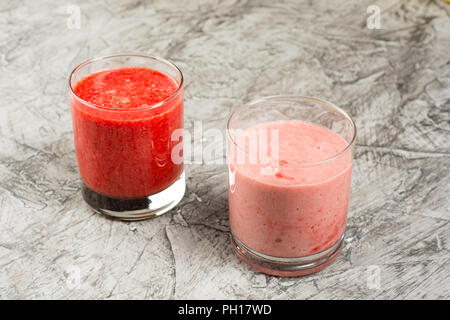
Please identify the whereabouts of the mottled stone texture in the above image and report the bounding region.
[0,0,449,299]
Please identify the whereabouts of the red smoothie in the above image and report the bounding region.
[229,121,352,259]
[70,67,183,199]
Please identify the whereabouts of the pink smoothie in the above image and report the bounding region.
[228,120,352,258]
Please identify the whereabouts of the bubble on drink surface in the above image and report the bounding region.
[260,166,279,176]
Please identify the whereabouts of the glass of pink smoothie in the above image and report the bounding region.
[227,95,356,276]
[69,53,185,220]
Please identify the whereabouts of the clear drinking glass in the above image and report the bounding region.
[227,95,356,276]
[69,53,185,220]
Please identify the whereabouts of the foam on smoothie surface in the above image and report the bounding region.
[236,121,350,185]
[73,67,178,109]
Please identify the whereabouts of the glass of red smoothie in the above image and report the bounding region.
[227,95,356,276]
[69,53,185,220]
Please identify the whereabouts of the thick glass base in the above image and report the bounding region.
[82,171,185,221]
[230,232,344,277]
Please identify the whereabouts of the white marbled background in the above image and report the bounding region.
[0,0,449,299]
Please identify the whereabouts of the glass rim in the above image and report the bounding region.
[68,52,184,112]
[226,95,357,168]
